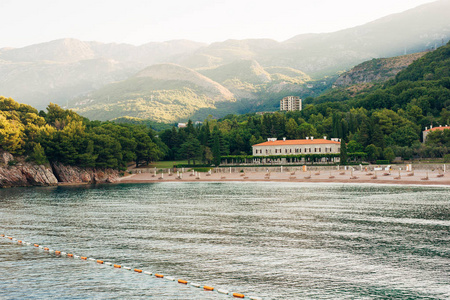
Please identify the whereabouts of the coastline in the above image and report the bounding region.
[117,170,450,186]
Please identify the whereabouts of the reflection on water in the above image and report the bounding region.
[1,182,449,299]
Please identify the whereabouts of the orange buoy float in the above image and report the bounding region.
[34,244,39,247]
[204,286,214,291]
[67,254,73,257]
[8,237,13,240]
[81,256,87,260]
[233,293,245,298]
[0,234,4,237]
[18,240,22,244]
[113,264,121,268]
[178,279,188,284]
[155,273,164,278]
[97,260,104,264]
[55,251,61,255]
[134,269,142,273]
[44,247,49,251]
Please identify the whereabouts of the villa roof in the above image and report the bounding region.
[424,126,450,132]
[253,139,340,147]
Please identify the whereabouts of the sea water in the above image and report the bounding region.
[0,182,449,299]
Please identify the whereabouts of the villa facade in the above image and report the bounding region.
[252,137,341,156]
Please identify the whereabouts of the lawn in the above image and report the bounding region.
[148,160,189,168]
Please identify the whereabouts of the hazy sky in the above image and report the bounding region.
[0,0,438,48]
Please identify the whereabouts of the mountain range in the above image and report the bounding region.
[0,0,449,122]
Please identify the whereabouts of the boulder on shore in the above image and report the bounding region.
[51,162,119,184]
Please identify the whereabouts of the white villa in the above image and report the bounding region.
[422,125,450,143]
[252,137,341,156]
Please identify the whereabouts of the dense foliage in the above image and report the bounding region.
[160,42,450,164]
[0,98,166,169]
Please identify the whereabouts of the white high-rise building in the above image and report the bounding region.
[280,96,302,111]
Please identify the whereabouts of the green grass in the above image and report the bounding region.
[189,167,212,172]
[149,160,189,168]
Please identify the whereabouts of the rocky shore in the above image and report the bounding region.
[0,151,119,188]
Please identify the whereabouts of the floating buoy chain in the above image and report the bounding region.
[0,234,262,300]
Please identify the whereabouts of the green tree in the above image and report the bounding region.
[299,122,317,139]
[340,139,348,164]
[179,134,202,165]
[285,118,300,139]
[0,113,24,154]
[390,127,419,147]
[212,133,221,166]
[383,147,396,162]
[346,140,363,153]
[29,143,48,165]
[134,131,158,168]
[202,146,213,164]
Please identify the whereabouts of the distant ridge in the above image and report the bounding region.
[72,64,235,122]
[135,63,234,101]
[0,0,449,119]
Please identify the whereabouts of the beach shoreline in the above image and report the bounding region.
[116,169,450,186]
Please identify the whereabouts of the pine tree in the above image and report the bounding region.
[340,138,348,165]
[212,133,221,166]
[179,134,201,165]
[29,143,48,165]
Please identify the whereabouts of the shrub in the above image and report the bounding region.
[7,160,17,166]
[189,167,212,172]
[376,160,390,164]
[444,154,450,163]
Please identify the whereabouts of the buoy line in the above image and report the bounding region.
[0,234,262,300]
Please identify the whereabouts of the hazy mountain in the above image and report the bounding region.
[0,38,207,63]
[199,59,271,84]
[0,39,95,62]
[72,64,235,123]
[180,39,281,69]
[0,39,206,109]
[87,39,207,65]
[280,0,450,75]
[0,0,449,118]
[181,0,450,77]
[0,58,140,108]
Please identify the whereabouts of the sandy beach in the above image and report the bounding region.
[118,168,450,186]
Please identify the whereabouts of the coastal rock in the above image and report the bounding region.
[51,162,119,184]
[20,164,59,186]
[1,152,14,165]
[0,151,119,188]
[0,152,58,188]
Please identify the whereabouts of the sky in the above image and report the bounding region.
[0,0,438,48]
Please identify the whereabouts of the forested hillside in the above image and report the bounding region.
[72,63,236,122]
[158,42,450,163]
[0,97,166,169]
[333,52,427,87]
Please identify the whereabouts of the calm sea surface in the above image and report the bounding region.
[0,182,449,299]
